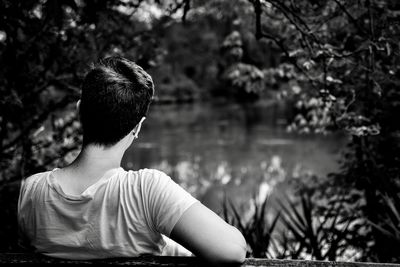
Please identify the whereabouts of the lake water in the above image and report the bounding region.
[122,100,347,213]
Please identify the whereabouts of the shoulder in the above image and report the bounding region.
[25,171,50,181]
[115,168,172,191]
[126,168,171,184]
[22,170,51,189]
[137,168,169,178]
[19,170,52,208]
[125,169,176,197]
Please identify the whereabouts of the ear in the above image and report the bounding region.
[132,117,146,139]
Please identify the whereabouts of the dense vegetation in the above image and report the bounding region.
[1,0,399,262]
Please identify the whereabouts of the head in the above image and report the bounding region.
[79,56,154,148]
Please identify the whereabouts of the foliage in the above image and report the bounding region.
[223,63,265,95]
[240,0,400,261]
[222,195,280,258]
[220,31,266,100]
[0,0,190,251]
[222,191,360,261]
[1,0,400,261]
[209,0,400,259]
[368,191,400,252]
[277,193,356,260]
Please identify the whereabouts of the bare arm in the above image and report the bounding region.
[170,202,247,266]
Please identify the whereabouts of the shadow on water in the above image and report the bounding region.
[122,100,347,213]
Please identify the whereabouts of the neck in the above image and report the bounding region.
[71,143,125,173]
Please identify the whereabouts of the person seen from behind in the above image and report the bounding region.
[18,56,247,266]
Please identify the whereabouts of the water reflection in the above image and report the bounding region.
[122,101,346,212]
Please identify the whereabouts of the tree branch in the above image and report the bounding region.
[333,0,368,36]
[251,0,318,89]
[167,0,191,22]
[1,96,75,151]
[267,0,322,47]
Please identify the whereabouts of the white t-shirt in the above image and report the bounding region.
[17,167,198,259]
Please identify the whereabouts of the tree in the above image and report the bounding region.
[0,0,188,251]
[244,0,400,261]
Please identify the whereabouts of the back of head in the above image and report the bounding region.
[80,56,154,147]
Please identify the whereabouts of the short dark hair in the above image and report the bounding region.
[80,56,154,146]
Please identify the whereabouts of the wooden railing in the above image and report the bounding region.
[1,254,400,267]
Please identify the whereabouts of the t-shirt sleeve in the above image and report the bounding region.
[142,169,199,237]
